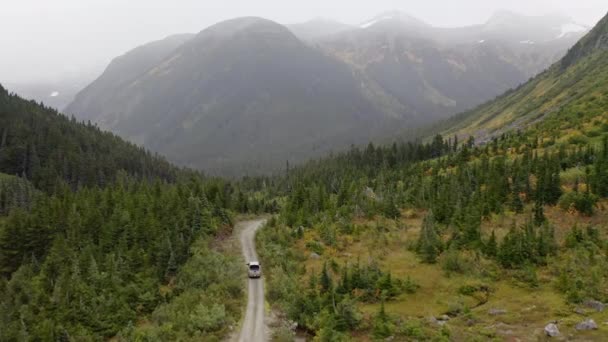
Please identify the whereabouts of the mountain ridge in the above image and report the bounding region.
[66,17,399,176]
[66,13,588,175]
[438,11,608,143]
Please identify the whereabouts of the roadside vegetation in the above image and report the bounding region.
[0,86,263,340]
[258,127,608,340]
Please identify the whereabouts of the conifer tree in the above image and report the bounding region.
[416,211,442,263]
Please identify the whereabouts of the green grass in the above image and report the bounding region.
[290,205,608,341]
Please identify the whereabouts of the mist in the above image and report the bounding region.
[1,0,606,84]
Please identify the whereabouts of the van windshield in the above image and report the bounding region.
[249,265,260,271]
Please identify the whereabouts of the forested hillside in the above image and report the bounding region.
[0,84,178,193]
[256,12,608,341]
[0,85,268,340]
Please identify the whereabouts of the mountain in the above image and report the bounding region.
[440,11,608,143]
[66,17,403,176]
[358,10,431,31]
[65,33,193,116]
[317,11,588,124]
[66,13,586,175]
[287,18,354,41]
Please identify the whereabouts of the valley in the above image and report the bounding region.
[63,11,586,176]
[1,3,608,342]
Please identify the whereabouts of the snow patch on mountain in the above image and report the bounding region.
[558,23,588,38]
[360,15,391,29]
[50,91,59,97]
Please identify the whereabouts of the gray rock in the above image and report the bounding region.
[309,252,320,259]
[576,318,598,331]
[584,299,605,312]
[428,316,447,326]
[574,307,587,315]
[489,308,507,316]
[439,314,450,321]
[544,323,560,337]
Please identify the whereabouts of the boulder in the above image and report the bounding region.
[576,318,598,331]
[544,323,560,337]
[429,316,447,326]
[309,252,321,259]
[584,299,605,312]
[488,308,507,316]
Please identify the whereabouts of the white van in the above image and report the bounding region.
[247,261,261,278]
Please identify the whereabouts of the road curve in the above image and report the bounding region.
[237,219,267,342]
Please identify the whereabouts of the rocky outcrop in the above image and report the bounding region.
[544,323,560,337]
[575,318,598,331]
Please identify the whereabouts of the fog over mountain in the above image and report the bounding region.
[1,0,605,83]
[65,10,590,175]
[2,1,606,174]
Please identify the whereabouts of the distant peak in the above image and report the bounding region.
[359,10,429,29]
[197,17,292,39]
[205,17,283,33]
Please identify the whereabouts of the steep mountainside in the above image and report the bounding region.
[318,11,587,121]
[66,13,586,175]
[66,17,402,176]
[65,34,193,116]
[441,11,608,143]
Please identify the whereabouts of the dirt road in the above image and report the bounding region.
[237,219,267,342]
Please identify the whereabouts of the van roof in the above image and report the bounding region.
[249,261,260,266]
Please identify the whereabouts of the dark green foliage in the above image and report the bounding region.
[0,85,179,192]
[497,222,556,268]
[558,191,598,216]
[372,301,394,339]
[0,173,37,214]
[557,225,608,303]
[120,241,244,340]
[0,176,234,339]
[416,211,442,264]
[484,230,498,258]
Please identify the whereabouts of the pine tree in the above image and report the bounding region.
[533,199,546,226]
[372,301,393,339]
[320,262,333,292]
[485,230,498,258]
[416,211,442,263]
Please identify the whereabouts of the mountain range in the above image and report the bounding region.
[65,11,589,175]
[440,11,608,143]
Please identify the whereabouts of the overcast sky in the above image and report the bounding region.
[1,0,606,83]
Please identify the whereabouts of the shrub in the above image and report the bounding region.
[558,191,598,216]
[305,240,325,255]
[568,134,589,145]
[441,247,468,275]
